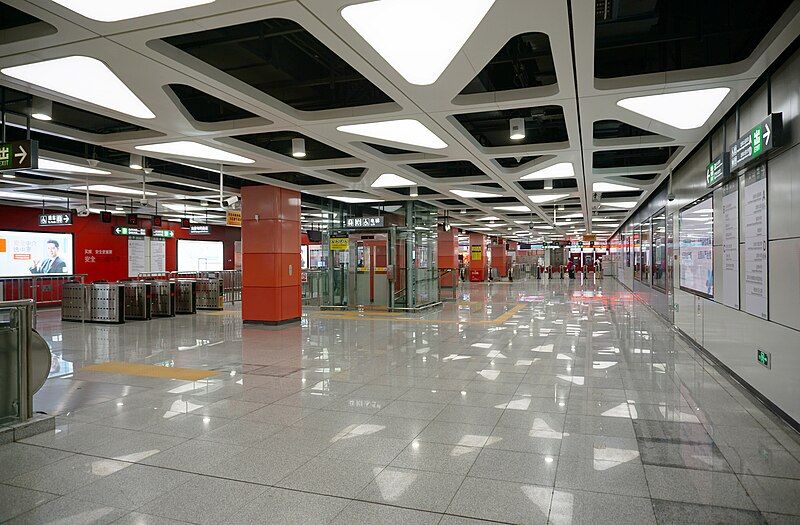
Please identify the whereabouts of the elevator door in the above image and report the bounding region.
[348,235,390,308]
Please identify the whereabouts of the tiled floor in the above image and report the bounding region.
[2,278,800,524]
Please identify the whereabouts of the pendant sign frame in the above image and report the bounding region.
[345,216,384,228]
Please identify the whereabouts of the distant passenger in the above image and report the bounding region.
[29,239,67,274]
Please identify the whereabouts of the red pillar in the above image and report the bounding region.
[241,185,301,324]
[468,233,486,282]
[437,227,459,287]
[491,240,508,277]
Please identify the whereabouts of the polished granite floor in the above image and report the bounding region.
[2,278,800,524]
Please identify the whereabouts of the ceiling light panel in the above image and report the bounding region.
[529,193,569,204]
[135,141,255,164]
[592,182,639,192]
[37,159,111,175]
[451,189,499,199]
[341,0,495,85]
[337,119,448,149]
[520,162,575,180]
[50,0,215,22]
[372,173,416,188]
[1,56,155,119]
[329,195,383,203]
[617,87,730,130]
[72,185,157,196]
[494,205,531,212]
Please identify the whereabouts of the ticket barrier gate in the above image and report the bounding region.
[124,282,152,321]
[62,283,125,324]
[195,278,224,311]
[174,280,197,314]
[0,300,52,426]
[148,281,176,317]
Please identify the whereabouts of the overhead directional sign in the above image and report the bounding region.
[0,140,38,171]
[730,113,782,172]
[706,152,731,187]
[113,226,147,236]
[345,216,384,228]
[189,225,211,235]
[38,212,72,226]
[152,228,174,238]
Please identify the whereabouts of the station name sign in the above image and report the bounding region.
[151,228,174,238]
[345,216,384,228]
[113,226,147,236]
[38,212,72,226]
[706,152,731,188]
[189,225,211,235]
[730,113,782,172]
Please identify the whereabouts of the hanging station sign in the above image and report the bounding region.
[706,152,731,187]
[0,140,38,171]
[345,216,384,228]
[226,210,242,227]
[113,226,147,236]
[189,225,211,235]
[38,212,72,226]
[729,113,783,172]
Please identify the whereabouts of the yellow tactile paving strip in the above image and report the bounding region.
[309,303,526,326]
[80,361,217,381]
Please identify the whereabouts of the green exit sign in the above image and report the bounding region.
[757,348,771,369]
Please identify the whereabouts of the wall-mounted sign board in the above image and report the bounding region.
[189,225,211,235]
[329,236,349,251]
[706,152,731,187]
[730,113,782,172]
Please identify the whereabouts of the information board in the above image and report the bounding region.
[679,197,714,297]
[743,164,768,319]
[720,181,739,309]
[151,238,166,273]
[329,236,349,251]
[470,245,482,261]
[128,236,147,277]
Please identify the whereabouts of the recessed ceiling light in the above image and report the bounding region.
[329,195,384,204]
[72,185,157,196]
[601,201,638,209]
[135,141,254,164]
[451,189,498,199]
[292,137,306,158]
[533,225,554,230]
[163,203,208,212]
[617,87,730,130]
[337,119,447,150]
[521,162,574,180]
[592,182,638,192]
[31,96,52,121]
[37,159,111,175]
[494,205,531,212]
[529,194,569,204]
[50,0,215,22]
[372,173,416,188]
[341,0,495,85]
[1,56,155,119]
[477,216,500,221]
[509,117,525,140]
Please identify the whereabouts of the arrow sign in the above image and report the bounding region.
[0,140,38,171]
[763,123,771,147]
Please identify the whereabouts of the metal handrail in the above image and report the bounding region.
[0,299,34,424]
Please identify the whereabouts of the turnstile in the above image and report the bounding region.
[196,278,224,311]
[174,280,197,314]
[63,283,125,324]
[149,281,176,317]
[124,282,152,320]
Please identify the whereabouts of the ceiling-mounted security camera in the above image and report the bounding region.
[224,195,240,208]
[668,192,676,202]
[74,204,90,217]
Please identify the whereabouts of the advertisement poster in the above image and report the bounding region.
[679,197,714,297]
[721,181,740,309]
[178,239,223,271]
[743,164,768,319]
[0,231,73,277]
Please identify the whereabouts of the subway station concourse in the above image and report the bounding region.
[1,1,800,524]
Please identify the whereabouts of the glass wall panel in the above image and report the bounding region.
[633,224,641,280]
[641,219,651,284]
[652,210,667,291]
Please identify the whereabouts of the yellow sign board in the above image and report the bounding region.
[583,234,596,242]
[470,245,482,261]
[330,236,349,251]
[226,210,242,227]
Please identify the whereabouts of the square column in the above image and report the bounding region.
[437,227,459,287]
[241,185,301,324]
[468,233,486,282]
